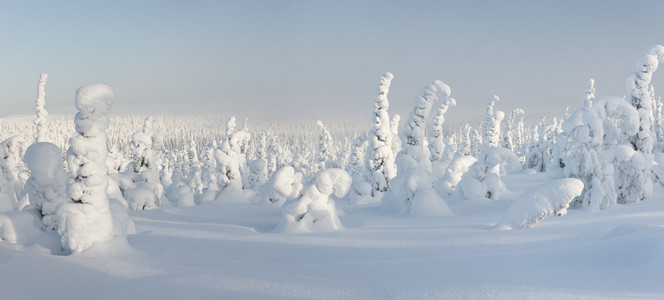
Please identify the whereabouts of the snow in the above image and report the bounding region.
[2,172,664,298]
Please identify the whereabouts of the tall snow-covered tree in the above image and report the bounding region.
[57,84,131,253]
[34,73,49,143]
[366,72,397,194]
[625,45,664,201]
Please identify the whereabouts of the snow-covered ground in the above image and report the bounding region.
[2,171,663,299]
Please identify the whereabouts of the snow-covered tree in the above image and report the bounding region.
[214,116,249,203]
[34,73,49,143]
[548,81,615,210]
[274,168,351,233]
[0,137,24,209]
[22,142,67,230]
[57,84,132,253]
[482,95,504,150]
[624,45,664,201]
[396,80,450,173]
[429,95,456,162]
[383,81,453,216]
[123,117,164,210]
[315,120,336,172]
[455,147,521,201]
[501,108,525,151]
[366,72,397,194]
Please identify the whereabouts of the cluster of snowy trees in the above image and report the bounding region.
[1,45,664,253]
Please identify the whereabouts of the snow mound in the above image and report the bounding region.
[496,178,583,230]
[0,209,42,244]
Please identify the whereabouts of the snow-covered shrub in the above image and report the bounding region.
[274,168,350,233]
[366,72,397,194]
[435,155,477,198]
[22,142,67,230]
[57,84,132,254]
[454,147,520,201]
[261,165,304,207]
[495,178,583,229]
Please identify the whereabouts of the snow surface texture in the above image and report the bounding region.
[2,172,664,299]
[495,178,583,229]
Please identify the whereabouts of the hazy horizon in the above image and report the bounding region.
[2,1,664,124]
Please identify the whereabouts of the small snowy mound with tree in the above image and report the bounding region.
[495,178,583,230]
[261,165,304,207]
[454,147,520,201]
[274,168,350,233]
[22,142,68,230]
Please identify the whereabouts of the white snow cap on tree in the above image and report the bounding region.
[367,72,397,194]
[57,83,131,254]
[34,73,48,143]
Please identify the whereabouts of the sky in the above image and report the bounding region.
[1,0,664,126]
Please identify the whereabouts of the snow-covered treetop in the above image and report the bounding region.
[75,83,114,114]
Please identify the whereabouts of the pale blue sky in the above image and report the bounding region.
[1,0,663,124]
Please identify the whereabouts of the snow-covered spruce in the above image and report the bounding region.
[495,178,583,230]
[624,45,664,201]
[366,72,397,195]
[454,147,520,201]
[383,81,453,216]
[214,116,250,203]
[501,108,525,151]
[22,142,67,230]
[123,117,165,210]
[274,168,350,233]
[481,95,504,150]
[34,73,49,143]
[56,84,132,254]
[315,120,336,172]
[429,94,456,181]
